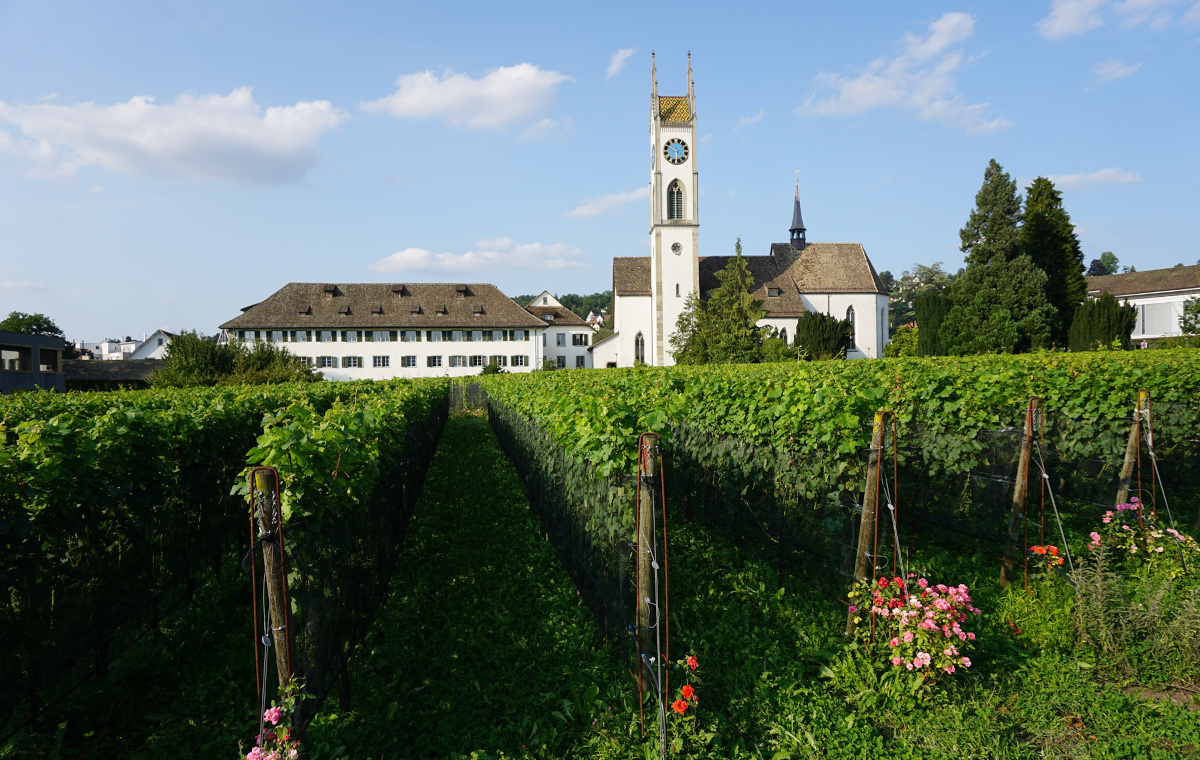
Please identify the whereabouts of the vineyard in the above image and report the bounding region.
[3,349,1200,758]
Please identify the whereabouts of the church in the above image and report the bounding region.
[591,55,890,368]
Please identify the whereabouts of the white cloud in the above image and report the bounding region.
[1185,0,1200,24]
[734,109,766,130]
[1037,0,1108,39]
[1047,167,1142,188]
[0,88,347,183]
[606,48,636,80]
[361,64,572,129]
[368,240,586,273]
[1114,0,1181,29]
[1090,58,1143,85]
[802,13,1010,134]
[520,116,574,141]
[1,280,47,292]
[566,185,650,218]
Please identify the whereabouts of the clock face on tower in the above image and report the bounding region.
[664,138,689,165]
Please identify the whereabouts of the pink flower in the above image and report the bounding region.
[906,663,914,670]
[917,578,929,589]
[1102,516,1112,524]
[264,706,283,725]
[891,656,904,666]
[961,657,971,667]
[967,632,975,640]
[903,631,914,643]
[247,749,264,760]
[847,605,857,614]
[944,665,955,674]
[889,637,900,647]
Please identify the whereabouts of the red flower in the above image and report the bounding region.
[1047,546,1059,556]
[686,656,699,670]
[878,577,890,589]
[1032,546,1047,555]
[672,699,688,714]
[681,685,695,700]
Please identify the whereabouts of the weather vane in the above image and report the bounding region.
[795,169,802,190]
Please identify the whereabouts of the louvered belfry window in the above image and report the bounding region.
[667,181,684,220]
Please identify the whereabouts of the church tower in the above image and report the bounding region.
[649,52,699,366]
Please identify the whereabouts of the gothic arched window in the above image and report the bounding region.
[846,306,856,348]
[667,181,684,220]
[635,332,645,364]
[779,328,788,345]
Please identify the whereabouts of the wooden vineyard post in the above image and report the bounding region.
[1115,390,1150,507]
[251,467,295,693]
[634,433,669,744]
[846,411,888,638]
[1001,398,1040,588]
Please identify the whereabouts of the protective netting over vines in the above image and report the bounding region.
[0,379,448,740]
[478,350,1200,632]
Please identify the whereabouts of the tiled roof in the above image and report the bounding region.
[220,283,547,330]
[1086,264,1200,297]
[612,243,885,316]
[613,257,653,296]
[526,305,587,325]
[658,96,690,122]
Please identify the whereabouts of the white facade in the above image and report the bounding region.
[128,330,173,360]
[1087,265,1200,341]
[528,292,594,369]
[232,327,545,380]
[77,338,138,360]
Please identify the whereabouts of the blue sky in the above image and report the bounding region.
[1,1,1197,341]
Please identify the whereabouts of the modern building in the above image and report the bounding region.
[1086,264,1200,342]
[64,359,161,391]
[591,54,889,367]
[525,292,594,369]
[219,282,549,379]
[0,331,66,394]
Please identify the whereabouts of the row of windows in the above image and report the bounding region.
[305,355,532,369]
[545,332,591,347]
[238,329,533,343]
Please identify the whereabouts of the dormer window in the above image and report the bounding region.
[473,304,485,316]
[436,304,448,315]
[337,305,351,316]
[371,304,384,315]
[392,285,408,298]
[410,304,423,315]
[322,284,336,299]
[298,305,312,316]
[456,284,470,298]
[767,287,782,297]
[544,313,555,321]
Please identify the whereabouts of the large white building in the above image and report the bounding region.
[525,291,594,369]
[1086,264,1200,341]
[592,55,889,367]
[220,282,550,379]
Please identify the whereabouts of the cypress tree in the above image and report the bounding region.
[794,311,851,360]
[1020,177,1087,344]
[959,159,1022,266]
[914,289,951,356]
[1068,293,1137,351]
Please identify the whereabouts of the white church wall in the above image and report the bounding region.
[797,293,889,359]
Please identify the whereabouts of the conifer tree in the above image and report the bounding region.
[959,159,1022,266]
[1020,177,1087,344]
[913,289,951,356]
[669,238,764,364]
[1067,293,1136,351]
[793,312,850,360]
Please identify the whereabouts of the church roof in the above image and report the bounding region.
[790,188,806,233]
[612,243,887,316]
[1086,264,1200,297]
[658,96,690,122]
[220,282,547,330]
[613,257,653,296]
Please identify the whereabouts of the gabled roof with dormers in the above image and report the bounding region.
[220,283,546,330]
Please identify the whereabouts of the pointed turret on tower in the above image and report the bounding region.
[790,184,807,250]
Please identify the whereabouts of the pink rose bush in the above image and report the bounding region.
[848,574,981,678]
[240,679,304,760]
[1089,499,1198,579]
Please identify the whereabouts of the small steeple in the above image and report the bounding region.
[790,183,807,250]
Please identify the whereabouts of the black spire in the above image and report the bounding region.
[789,185,807,250]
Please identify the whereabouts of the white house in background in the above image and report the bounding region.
[76,337,139,360]
[128,330,174,360]
[525,292,593,369]
[590,54,889,368]
[1086,264,1200,341]
[219,282,549,379]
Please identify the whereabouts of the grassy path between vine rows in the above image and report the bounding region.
[303,411,629,759]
